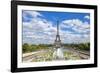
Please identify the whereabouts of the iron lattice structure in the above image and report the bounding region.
[54,20,62,48]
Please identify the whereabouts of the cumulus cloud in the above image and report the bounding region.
[84,15,90,19]
[61,19,90,34]
[23,11,42,18]
[59,18,90,43]
[22,11,42,22]
[22,11,57,44]
[60,30,90,44]
[22,11,90,44]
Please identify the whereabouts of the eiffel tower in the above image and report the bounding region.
[54,20,61,48]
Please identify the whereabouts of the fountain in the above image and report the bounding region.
[53,20,64,60]
[53,48,64,60]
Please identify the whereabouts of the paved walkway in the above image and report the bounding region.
[22,48,90,62]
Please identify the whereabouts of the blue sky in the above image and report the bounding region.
[40,11,90,24]
[22,10,90,44]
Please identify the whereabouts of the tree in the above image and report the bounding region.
[22,43,29,53]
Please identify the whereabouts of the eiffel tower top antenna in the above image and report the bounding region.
[57,20,59,36]
[54,17,60,35]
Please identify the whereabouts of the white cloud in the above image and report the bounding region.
[23,11,90,44]
[58,18,90,43]
[22,11,43,22]
[84,15,90,19]
[22,11,57,44]
[61,19,90,34]
[60,30,90,44]
[62,19,82,27]
[23,11,42,18]
[23,18,51,32]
